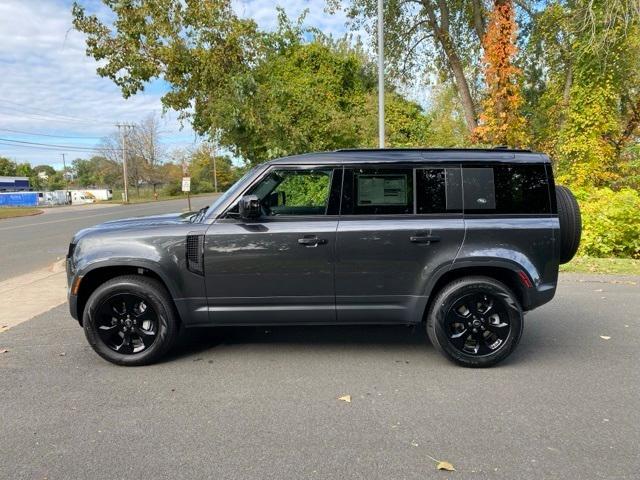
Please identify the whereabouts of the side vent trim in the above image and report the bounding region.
[186,233,205,275]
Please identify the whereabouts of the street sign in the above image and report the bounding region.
[181,177,191,192]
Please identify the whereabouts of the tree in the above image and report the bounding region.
[73,4,433,163]
[474,0,529,147]
[0,156,17,176]
[328,0,490,134]
[525,0,640,187]
[127,114,166,194]
[190,143,240,192]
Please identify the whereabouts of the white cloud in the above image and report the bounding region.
[0,0,355,167]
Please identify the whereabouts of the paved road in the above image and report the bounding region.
[0,195,218,281]
[1,275,638,480]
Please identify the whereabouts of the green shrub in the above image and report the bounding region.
[575,187,640,259]
[162,182,182,197]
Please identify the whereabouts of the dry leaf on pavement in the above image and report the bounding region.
[427,455,456,472]
[436,461,456,472]
[338,395,351,403]
[0,349,8,353]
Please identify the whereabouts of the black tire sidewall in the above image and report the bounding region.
[83,277,178,366]
[556,185,582,264]
[428,277,523,368]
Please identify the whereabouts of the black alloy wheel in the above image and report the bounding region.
[445,292,511,356]
[83,275,179,366]
[426,276,523,368]
[95,293,159,354]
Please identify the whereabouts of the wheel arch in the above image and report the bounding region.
[75,262,180,326]
[419,262,533,324]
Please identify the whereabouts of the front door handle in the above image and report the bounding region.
[298,236,327,247]
[410,234,440,244]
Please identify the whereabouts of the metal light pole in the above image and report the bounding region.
[116,123,133,203]
[213,154,218,193]
[377,0,385,148]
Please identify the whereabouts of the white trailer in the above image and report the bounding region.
[70,190,95,205]
[84,189,113,201]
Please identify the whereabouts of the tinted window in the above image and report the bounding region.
[416,167,462,214]
[462,164,550,214]
[342,168,413,215]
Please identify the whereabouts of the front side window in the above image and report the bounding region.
[248,168,334,216]
[342,167,414,215]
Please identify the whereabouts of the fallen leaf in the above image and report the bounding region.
[338,395,351,403]
[600,335,611,340]
[426,455,456,472]
[0,325,8,333]
[0,349,8,354]
[436,461,456,472]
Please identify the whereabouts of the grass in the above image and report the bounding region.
[0,207,42,220]
[560,256,640,275]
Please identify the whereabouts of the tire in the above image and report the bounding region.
[83,275,179,366]
[426,276,523,368]
[556,185,582,264]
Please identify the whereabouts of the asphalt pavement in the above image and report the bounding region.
[0,195,218,281]
[1,274,638,480]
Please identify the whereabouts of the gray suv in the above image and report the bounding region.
[67,148,581,367]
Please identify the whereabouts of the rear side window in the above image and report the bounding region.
[342,168,413,215]
[416,167,462,214]
[462,164,550,214]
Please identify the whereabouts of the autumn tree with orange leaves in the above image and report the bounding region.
[474,0,529,148]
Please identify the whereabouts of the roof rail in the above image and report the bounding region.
[335,147,533,153]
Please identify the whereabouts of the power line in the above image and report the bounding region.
[0,99,114,126]
[0,138,117,152]
[0,127,106,140]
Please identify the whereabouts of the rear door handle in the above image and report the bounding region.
[410,235,440,244]
[298,236,327,247]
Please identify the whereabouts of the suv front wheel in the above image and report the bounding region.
[83,275,179,366]
[426,276,523,367]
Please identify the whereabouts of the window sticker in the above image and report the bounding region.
[357,174,408,206]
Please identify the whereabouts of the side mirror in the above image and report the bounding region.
[239,195,261,219]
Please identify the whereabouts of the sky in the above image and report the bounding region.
[0,0,352,169]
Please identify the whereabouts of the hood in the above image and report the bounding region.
[100,211,194,227]
[72,211,195,243]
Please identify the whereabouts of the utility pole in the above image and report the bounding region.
[116,123,133,203]
[212,142,218,193]
[61,153,69,203]
[377,0,385,148]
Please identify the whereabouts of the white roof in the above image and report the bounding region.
[0,176,29,182]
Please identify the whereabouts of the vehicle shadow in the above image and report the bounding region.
[165,324,430,362]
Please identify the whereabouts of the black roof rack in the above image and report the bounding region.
[335,147,533,153]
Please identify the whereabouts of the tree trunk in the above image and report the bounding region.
[424,0,478,134]
[471,0,486,41]
[446,46,478,133]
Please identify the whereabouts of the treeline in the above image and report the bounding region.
[71,0,640,257]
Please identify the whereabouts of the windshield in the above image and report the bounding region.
[203,165,262,220]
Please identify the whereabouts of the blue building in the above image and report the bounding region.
[0,176,30,192]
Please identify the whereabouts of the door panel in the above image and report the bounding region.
[202,165,342,325]
[203,219,338,324]
[335,218,464,323]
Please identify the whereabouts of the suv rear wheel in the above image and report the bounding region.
[83,275,179,366]
[426,276,523,367]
